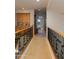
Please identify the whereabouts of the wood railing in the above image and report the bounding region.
[48,27,64,59]
[15,26,33,59]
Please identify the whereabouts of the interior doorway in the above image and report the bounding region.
[34,8,46,36]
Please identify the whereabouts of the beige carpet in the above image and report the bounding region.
[20,35,56,59]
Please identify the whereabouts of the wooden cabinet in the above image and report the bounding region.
[16,13,30,30]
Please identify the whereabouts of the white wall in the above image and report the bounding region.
[47,0,64,33]
[47,10,64,32]
[16,9,34,26]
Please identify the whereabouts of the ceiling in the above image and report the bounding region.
[47,0,64,14]
[15,0,48,10]
[15,0,64,14]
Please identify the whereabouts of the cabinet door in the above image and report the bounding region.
[16,13,23,29]
[16,13,30,29]
[22,13,30,28]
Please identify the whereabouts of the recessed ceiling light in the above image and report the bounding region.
[36,0,40,2]
[22,8,24,10]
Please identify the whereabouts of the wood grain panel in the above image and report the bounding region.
[16,13,30,30]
